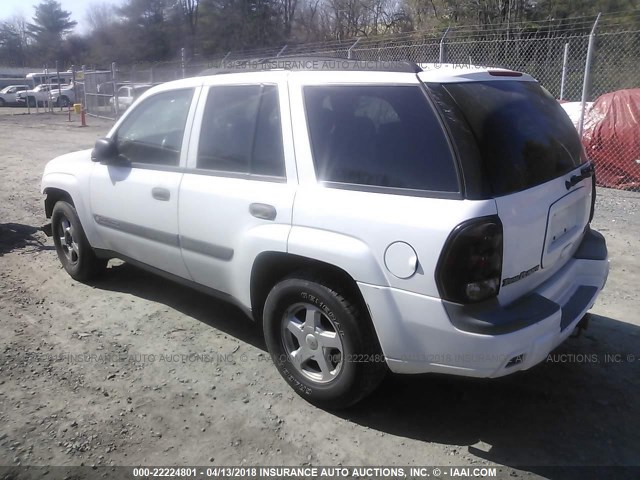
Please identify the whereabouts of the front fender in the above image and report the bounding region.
[41,172,102,248]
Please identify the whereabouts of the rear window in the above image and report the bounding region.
[441,81,585,196]
[304,85,459,194]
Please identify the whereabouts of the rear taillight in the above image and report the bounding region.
[436,216,503,304]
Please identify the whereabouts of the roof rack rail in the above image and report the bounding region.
[199,55,423,76]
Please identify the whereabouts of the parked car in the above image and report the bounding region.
[16,84,61,107]
[49,83,76,107]
[97,81,132,95]
[109,84,153,112]
[16,82,73,107]
[41,59,609,408]
[0,84,29,106]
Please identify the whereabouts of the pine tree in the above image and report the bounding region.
[27,0,77,63]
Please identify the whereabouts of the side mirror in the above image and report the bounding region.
[91,137,119,163]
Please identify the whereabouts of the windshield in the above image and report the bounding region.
[0,87,10,94]
[440,81,585,196]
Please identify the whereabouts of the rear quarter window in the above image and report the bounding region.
[304,85,459,194]
[441,81,585,196]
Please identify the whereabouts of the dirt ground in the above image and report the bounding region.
[0,109,639,478]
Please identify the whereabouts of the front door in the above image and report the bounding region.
[90,86,199,279]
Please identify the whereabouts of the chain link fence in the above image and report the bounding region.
[77,12,640,190]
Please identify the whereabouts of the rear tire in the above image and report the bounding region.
[51,201,107,281]
[263,275,386,409]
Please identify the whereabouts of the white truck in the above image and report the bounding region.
[17,83,75,107]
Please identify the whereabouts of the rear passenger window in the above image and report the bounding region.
[304,85,458,193]
[197,85,285,177]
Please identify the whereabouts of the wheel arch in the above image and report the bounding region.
[44,187,75,218]
[42,172,102,249]
[250,252,371,326]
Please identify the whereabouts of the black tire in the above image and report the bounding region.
[27,97,36,108]
[57,96,70,108]
[51,201,107,281]
[0,98,5,107]
[263,275,386,409]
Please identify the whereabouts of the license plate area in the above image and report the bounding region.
[542,187,589,269]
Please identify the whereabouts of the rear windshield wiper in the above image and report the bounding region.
[566,163,594,190]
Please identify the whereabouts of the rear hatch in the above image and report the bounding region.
[423,78,593,305]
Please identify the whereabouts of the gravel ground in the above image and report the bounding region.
[0,110,639,479]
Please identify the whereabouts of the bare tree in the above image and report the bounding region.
[0,14,31,66]
[85,2,118,32]
[279,0,299,38]
[294,0,323,41]
[178,0,200,54]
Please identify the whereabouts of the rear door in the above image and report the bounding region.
[430,79,592,304]
[178,74,297,305]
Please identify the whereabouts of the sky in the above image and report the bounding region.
[1,0,124,33]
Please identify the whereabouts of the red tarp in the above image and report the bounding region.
[582,89,640,190]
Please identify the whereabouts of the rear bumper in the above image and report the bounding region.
[360,228,608,377]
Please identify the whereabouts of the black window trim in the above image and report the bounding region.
[128,163,185,173]
[185,167,288,183]
[301,82,463,199]
[320,181,463,199]
[421,82,491,200]
[194,83,287,180]
[114,163,288,184]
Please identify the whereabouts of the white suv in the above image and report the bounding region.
[41,60,609,408]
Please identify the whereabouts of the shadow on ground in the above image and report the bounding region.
[89,261,266,351]
[345,312,640,477]
[90,262,639,478]
[0,223,54,255]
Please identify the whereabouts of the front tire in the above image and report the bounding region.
[0,98,5,107]
[57,96,70,108]
[263,275,386,409]
[51,201,107,281]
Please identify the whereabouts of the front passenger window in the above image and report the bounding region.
[115,89,194,166]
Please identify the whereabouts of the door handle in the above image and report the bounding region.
[249,203,277,221]
[151,187,170,201]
